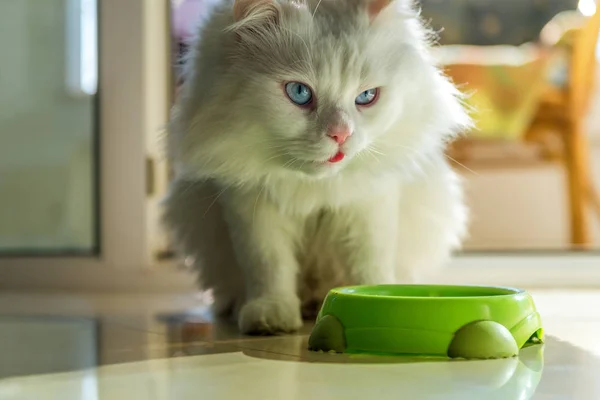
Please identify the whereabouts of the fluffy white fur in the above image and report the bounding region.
[163,0,471,334]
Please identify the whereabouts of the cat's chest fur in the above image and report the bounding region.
[261,171,398,216]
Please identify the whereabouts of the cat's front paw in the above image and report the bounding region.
[238,296,302,335]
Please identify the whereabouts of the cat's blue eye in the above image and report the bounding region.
[355,88,379,106]
[285,82,313,106]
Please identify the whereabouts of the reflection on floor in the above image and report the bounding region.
[1,290,600,399]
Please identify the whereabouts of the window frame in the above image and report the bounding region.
[0,0,186,291]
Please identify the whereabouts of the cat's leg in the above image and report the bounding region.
[326,190,400,286]
[222,190,303,334]
[395,155,468,281]
[162,179,244,316]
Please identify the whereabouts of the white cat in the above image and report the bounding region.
[163,0,471,334]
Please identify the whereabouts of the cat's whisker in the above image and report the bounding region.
[296,158,309,171]
[177,180,199,199]
[445,154,479,176]
[282,158,299,169]
[287,59,312,70]
[367,146,385,156]
[365,148,382,165]
[265,144,291,151]
[252,185,265,225]
[203,184,230,217]
[387,142,478,176]
[280,26,312,63]
[312,0,323,18]
[263,150,295,164]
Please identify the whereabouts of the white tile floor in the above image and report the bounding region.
[1,290,600,399]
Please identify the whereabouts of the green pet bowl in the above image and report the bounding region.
[308,285,543,360]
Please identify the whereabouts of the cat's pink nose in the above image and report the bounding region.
[327,125,352,144]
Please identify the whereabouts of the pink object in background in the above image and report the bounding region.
[172,0,218,42]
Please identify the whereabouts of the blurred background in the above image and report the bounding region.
[422,0,600,252]
[0,0,599,290]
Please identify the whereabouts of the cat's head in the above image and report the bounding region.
[172,0,470,184]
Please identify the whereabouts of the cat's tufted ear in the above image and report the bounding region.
[365,0,407,20]
[233,0,280,23]
[367,0,391,17]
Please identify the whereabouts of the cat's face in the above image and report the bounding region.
[174,0,469,183]
[234,19,408,178]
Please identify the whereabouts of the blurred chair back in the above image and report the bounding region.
[570,7,600,117]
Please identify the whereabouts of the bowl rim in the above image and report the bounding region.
[329,284,525,300]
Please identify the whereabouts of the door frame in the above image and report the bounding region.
[0,0,193,292]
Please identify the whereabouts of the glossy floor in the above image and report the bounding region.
[1,290,600,399]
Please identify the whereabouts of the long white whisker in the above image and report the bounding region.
[253,185,265,225]
[312,0,323,18]
[367,146,385,156]
[445,154,479,176]
[361,146,380,164]
[377,142,479,176]
[203,185,230,217]
[263,150,294,164]
[280,26,311,61]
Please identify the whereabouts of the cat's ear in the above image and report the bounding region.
[366,0,392,18]
[233,0,280,24]
[366,0,410,20]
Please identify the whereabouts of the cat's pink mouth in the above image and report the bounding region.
[328,151,345,163]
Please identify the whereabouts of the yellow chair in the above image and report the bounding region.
[446,9,600,249]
